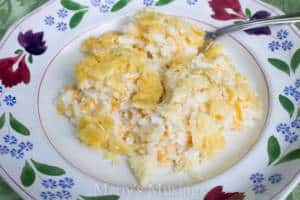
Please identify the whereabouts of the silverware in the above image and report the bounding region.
[205,12,300,42]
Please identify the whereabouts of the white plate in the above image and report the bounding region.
[0,0,299,199]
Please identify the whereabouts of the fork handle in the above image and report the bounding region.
[211,12,300,39]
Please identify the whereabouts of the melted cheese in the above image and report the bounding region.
[57,9,261,187]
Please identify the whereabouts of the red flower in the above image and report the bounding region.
[0,55,30,88]
[209,0,245,20]
[204,186,245,200]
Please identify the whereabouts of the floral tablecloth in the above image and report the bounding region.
[0,0,299,199]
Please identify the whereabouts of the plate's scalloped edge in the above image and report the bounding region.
[253,0,300,37]
[0,0,57,50]
[0,165,37,200]
[251,1,300,199]
[274,172,300,200]
[0,2,57,200]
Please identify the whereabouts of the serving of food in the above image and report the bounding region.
[56,9,261,187]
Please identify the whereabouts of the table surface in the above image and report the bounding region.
[0,0,299,199]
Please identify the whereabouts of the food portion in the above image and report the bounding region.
[57,9,261,187]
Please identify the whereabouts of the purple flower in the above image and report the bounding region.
[0,85,3,93]
[18,141,33,151]
[40,191,56,200]
[276,123,290,134]
[40,192,47,200]
[10,147,25,159]
[277,29,288,40]
[187,0,198,5]
[250,172,264,184]
[244,11,271,35]
[42,179,57,189]
[295,79,300,88]
[62,190,71,199]
[284,86,299,99]
[10,148,17,157]
[57,8,68,18]
[18,142,26,149]
[59,177,75,189]
[284,131,298,143]
[283,86,290,95]
[295,91,300,102]
[268,174,282,184]
[268,41,280,52]
[252,184,267,194]
[10,135,17,144]
[3,134,17,144]
[284,86,297,96]
[47,191,56,200]
[91,0,101,6]
[283,86,300,102]
[55,190,72,199]
[143,0,154,6]
[44,16,55,26]
[0,145,9,155]
[3,95,16,106]
[99,4,110,13]
[281,40,293,51]
[16,151,24,159]
[3,135,10,143]
[55,191,63,199]
[18,30,47,55]
[250,11,271,21]
[26,141,33,151]
[56,22,68,32]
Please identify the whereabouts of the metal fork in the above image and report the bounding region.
[205,12,300,41]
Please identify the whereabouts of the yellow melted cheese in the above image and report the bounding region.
[56,9,261,186]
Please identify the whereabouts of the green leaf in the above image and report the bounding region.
[28,54,33,64]
[0,113,5,130]
[276,148,300,165]
[31,159,65,176]
[245,8,252,18]
[279,95,295,118]
[291,49,300,73]
[297,108,300,118]
[20,161,35,187]
[268,58,290,76]
[14,49,23,55]
[267,136,280,165]
[60,0,88,10]
[111,0,131,12]
[155,0,175,6]
[80,195,120,200]
[9,113,30,136]
[69,9,88,29]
